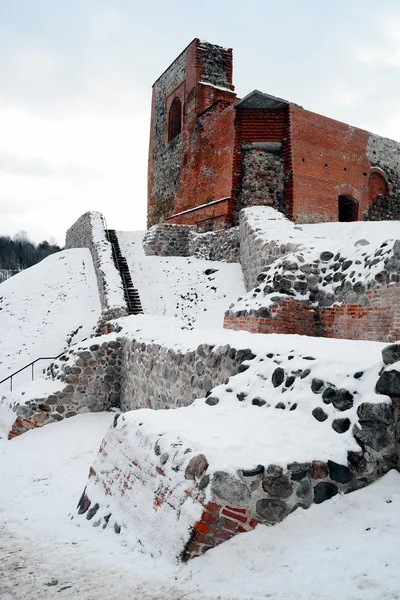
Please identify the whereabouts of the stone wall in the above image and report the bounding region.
[8,338,123,439]
[143,223,240,263]
[142,224,194,257]
[147,48,186,226]
[237,146,285,214]
[239,209,301,290]
[226,238,400,342]
[366,133,400,220]
[7,327,254,437]
[65,212,127,316]
[75,342,400,561]
[119,339,253,412]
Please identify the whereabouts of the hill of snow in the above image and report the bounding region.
[0,249,100,393]
[117,231,245,329]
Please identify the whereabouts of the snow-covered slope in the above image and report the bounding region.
[0,249,100,393]
[0,414,399,600]
[117,231,245,329]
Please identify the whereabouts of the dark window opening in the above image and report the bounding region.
[324,163,328,167]
[338,195,358,222]
[302,158,305,162]
[168,97,182,141]
[344,167,347,172]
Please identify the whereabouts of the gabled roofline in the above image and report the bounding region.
[235,89,289,109]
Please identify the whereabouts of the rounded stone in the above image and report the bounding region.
[205,396,219,406]
[262,474,293,498]
[256,498,288,523]
[320,251,334,262]
[312,407,328,422]
[160,452,169,466]
[296,479,312,499]
[332,389,353,411]
[252,397,266,407]
[376,370,400,397]
[311,378,324,393]
[322,387,336,404]
[327,460,353,483]
[211,471,251,506]
[185,454,209,480]
[314,482,338,504]
[332,418,351,434]
[272,368,285,388]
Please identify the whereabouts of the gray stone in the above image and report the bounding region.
[353,421,393,451]
[376,370,400,396]
[357,402,394,425]
[185,454,209,480]
[327,461,353,483]
[272,367,285,387]
[262,474,293,498]
[287,462,311,481]
[296,479,312,499]
[332,389,353,412]
[314,482,338,504]
[312,407,328,422]
[320,251,334,262]
[205,396,219,406]
[211,471,251,506]
[332,418,351,434]
[256,498,288,523]
[382,344,400,366]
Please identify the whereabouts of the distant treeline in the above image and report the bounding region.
[0,231,62,272]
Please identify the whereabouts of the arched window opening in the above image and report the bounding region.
[368,171,389,205]
[168,97,182,141]
[338,195,358,222]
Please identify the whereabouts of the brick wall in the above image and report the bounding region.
[289,105,371,222]
[224,283,400,343]
[232,107,291,221]
[148,39,237,229]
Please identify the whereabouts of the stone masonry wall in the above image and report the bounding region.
[226,238,400,342]
[119,340,253,412]
[7,330,255,437]
[8,338,123,439]
[142,224,194,257]
[148,49,186,226]
[366,133,400,220]
[239,209,301,291]
[237,147,285,214]
[75,342,400,561]
[65,212,127,318]
[143,223,240,263]
[189,227,240,262]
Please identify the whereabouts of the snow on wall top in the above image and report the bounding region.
[65,212,126,311]
[89,213,126,310]
[231,208,400,314]
[111,317,388,471]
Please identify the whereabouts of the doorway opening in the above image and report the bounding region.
[338,195,358,222]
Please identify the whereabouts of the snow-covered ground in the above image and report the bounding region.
[117,231,245,328]
[0,249,100,394]
[0,414,399,600]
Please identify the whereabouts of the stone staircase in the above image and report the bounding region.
[106,229,143,315]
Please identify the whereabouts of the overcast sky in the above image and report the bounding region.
[0,0,399,245]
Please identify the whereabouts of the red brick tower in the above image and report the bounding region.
[147,39,237,229]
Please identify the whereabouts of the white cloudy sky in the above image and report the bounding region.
[0,0,399,245]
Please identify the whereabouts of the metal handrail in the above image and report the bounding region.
[0,353,64,392]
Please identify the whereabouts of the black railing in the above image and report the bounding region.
[0,353,64,392]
